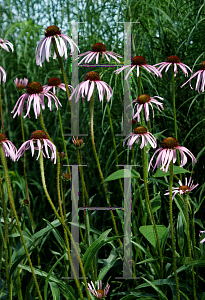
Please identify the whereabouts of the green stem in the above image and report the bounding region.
[171,66,177,141]
[132,146,145,224]
[169,160,180,300]
[52,39,77,136]
[142,146,163,278]
[184,194,196,300]
[106,103,124,197]
[39,150,90,300]
[0,173,11,298]
[90,91,122,247]
[0,145,43,300]
[76,148,96,282]
[57,103,71,175]
[0,86,5,134]
[192,213,198,285]
[171,66,181,177]
[20,115,35,231]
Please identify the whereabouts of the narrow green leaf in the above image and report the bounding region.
[141,277,168,300]
[49,282,60,300]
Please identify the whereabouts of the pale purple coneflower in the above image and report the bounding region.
[199,231,205,244]
[181,61,205,93]
[127,94,164,122]
[69,71,112,103]
[14,78,28,91]
[11,81,62,119]
[43,77,74,95]
[154,55,192,77]
[88,280,110,298]
[0,38,14,52]
[77,42,122,64]
[123,126,157,150]
[0,66,6,84]
[16,130,56,164]
[164,177,199,201]
[148,137,197,173]
[0,133,17,161]
[114,56,162,80]
[35,25,79,67]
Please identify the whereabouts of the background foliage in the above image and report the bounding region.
[0,0,205,299]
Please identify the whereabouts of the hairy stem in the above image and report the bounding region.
[90,91,122,247]
[184,194,196,300]
[142,146,163,278]
[0,145,43,300]
[169,160,180,300]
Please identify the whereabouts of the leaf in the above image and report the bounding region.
[104,169,140,182]
[150,194,161,213]
[152,166,191,177]
[44,253,66,300]
[49,282,60,300]
[139,225,167,248]
[177,212,184,255]
[18,264,76,300]
[141,277,168,300]
[82,229,123,274]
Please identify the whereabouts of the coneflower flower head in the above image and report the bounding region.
[88,280,110,298]
[16,130,57,164]
[43,77,73,95]
[181,61,205,93]
[11,81,62,119]
[154,55,192,77]
[35,25,79,67]
[77,42,122,64]
[148,137,197,173]
[127,94,164,122]
[114,55,161,80]
[123,126,157,150]
[0,133,17,161]
[72,136,84,148]
[164,177,199,201]
[69,71,112,103]
[14,78,28,91]
[62,172,72,181]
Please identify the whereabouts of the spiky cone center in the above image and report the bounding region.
[63,173,71,181]
[134,126,147,134]
[179,185,190,192]
[137,94,151,104]
[48,77,61,86]
[161,137,179,149]
[27,82,43,95]
[201,61,205,70]
[96,290,105,298]
[132,56,147,66]
[31,130,47,140]
[45,25,61,37]
[92,43,107,52]
[22,199,30,206]
[16,83,26,91]
[166,56,181,63]
[85,71,101,81]
[0,133,7,142]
